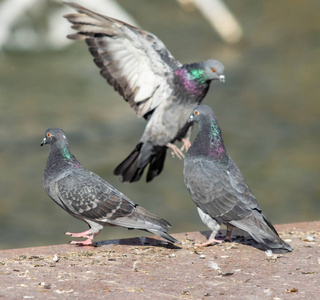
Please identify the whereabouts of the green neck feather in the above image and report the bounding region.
[61,147,72,160]
[209,119,221,140]
[190,68,206,84]
[55,142,72,160]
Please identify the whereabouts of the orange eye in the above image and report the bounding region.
[211,68,216,72]
[194,110,199,115]
[47,132,51,137]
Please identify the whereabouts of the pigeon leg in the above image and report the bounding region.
[196,225,233,246]
[66,229,100,246]
[65,229,93,238]
[195,228,224,247]
[224,225,233,242]
[180,138,192,152]
[195,237,223,247]
[167,143,185,159]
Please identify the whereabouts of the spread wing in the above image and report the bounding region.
[55,169,137,224]
[64,2,182,118]
[184,157,261,222]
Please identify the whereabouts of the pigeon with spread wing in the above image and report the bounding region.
[64,2,225,182]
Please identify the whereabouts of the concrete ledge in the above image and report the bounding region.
[0,221,319,299]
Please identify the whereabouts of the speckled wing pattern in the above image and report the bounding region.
[184,156,261,223]
[64,2,182,118]
[55,169,138,225]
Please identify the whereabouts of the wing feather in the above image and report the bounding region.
[64,2,182,118]
[184,157,260,222]
[56,170,136,223]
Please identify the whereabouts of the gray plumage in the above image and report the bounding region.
[184,105,292,253]
[41,128,179,246]
[63,2,225,182]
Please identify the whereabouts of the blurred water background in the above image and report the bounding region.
[0,0,319,249]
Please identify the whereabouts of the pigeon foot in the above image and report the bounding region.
[180,138,192,152]
[69,238,98,247]
[195,237,225,247]
[167,143,185,159]
[66,229,100,246]
[65,229,93,238]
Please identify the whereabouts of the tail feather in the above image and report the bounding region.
[114,142,167,183]
[114,143,146,182]
[231,212,292,253]
[133,206,180,244]
[252,234,292,254]
[147,228,180,244]
[109,205,180,244]
[146,147,166,182]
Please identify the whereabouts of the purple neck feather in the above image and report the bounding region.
[189,118,228,162]
[174,68,204,96]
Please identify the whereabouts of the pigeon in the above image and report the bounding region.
[41,128,179,246]
[184,105,292,253]
[63,2,225,182]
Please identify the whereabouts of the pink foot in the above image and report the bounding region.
[180,138,192,152]
[65,229,100,246]
[69,238,98,247]
[65,229,93,238]
[195,237,224,247]
[167,143,185,159]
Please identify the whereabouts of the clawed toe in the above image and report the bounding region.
[65,229,92,238]
[180,138,192,152]
[65,229,100,246]
[195,239,224,247]
[194,235,232,247]
[167,143,185,159]
[69,239,98,247]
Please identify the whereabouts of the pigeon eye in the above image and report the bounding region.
[211,68,216,72]
[47,132,51,137]
[194,110,199,115]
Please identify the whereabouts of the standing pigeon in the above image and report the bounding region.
[184,105,292,253]
[41,128,179,246]
[63,2,225,182]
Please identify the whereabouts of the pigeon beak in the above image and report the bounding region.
[188,114,194,123]
[40,137,47,146]
[218,75,225,83]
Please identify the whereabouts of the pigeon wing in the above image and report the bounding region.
[55,170,137,223]
[64,2,182,118]
[185,157,260,222]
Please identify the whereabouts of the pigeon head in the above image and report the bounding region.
[41,128,68,147]
[200,59,225,83]
[184,59,225,87]
[41,128,76,163]
[187,105,227,161]
[188,105,217,124]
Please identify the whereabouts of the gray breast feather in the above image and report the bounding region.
[184,157,259,222]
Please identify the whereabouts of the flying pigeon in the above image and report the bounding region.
[41,128,179,246]
[63,2,225,182]
[184,105,292,253]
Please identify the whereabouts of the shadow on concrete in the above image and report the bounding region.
[96,236,182,249]
[199,228,265,252]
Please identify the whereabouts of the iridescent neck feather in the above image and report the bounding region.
[174,64,208,96]
[52,140,73,161]
[208,119,226,161]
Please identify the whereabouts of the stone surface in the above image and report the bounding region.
[0,221,319,299]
